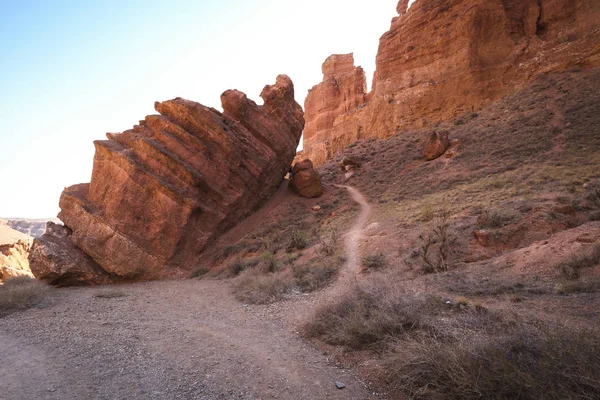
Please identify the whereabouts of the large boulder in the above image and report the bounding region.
[30,75,305,284]
[289,159,323,198]
[29,223,111,286]
[423,131,450,161]
[302,0,600,166]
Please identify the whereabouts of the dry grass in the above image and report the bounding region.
[94,288,127,299]
[557,243,600,280]
[302,273,600,399]
[0,276,51,316]
[232,257,342,304]
[232,268,295,304]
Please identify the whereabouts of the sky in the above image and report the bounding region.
[0,0,409,218]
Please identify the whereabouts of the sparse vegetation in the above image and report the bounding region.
[477,208,515,229]
[418,209,457,273]
[557,243,600,280]
[94,289,127,299]
[232,256,342,304]
[0,276,51,316]
[303,273,600,400]
[289,229,309,250]
[318,229,340,257]
[361,253,387,270]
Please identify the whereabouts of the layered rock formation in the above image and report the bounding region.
[303,0,600,165]
[30,75,304,285]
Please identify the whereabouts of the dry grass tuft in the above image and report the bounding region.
[232,269,295,304]
[0,276,51,316]
[232,257,342,304]
[94,288,127,299]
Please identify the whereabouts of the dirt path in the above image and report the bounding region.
[1,286,376,399]
[0,185,378,400]
[334,185,372,275]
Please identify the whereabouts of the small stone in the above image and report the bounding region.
[335,381,346,389]
[312,205,321,211]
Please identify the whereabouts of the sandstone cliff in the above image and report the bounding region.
[303,0,600,165]
[30,75,304,285]
[0,223,33,280]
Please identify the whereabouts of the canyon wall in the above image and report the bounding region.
[303,0,600,166]
[30,75,304,285]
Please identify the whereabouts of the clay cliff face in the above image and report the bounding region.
[303,0,600,166]
[30,75,304,285]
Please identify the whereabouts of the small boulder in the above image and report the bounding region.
[289,159,324,198]
[339,156,362,171]
[423,130,450,161]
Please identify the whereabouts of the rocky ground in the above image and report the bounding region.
[0,278,377,400]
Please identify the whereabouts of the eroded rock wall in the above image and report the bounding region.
[30,75,304,284]
[303,0,600,165]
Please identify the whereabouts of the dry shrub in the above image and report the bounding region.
[477,208,515,229]
[302,276,440,350]
[557,242,600,280]
[361,253,387,270]
[232,269,294,304]
[0,276,51,316]
[302,273,600,399]
[223,257,259,277]
[289,229,309,250]
[292,262,339,292]
[419,210,457,273]
[318,229,340,257]
[233,258,341,304]
[382,325,600,400]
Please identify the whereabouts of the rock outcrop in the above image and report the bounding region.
[0,223,33,280]
[289,159,323,198]
[302,0,600,166]
[30,75,304,284]
[303,54,367,166]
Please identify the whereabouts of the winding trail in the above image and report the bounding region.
[334,185,372,276]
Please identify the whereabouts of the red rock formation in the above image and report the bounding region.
[30,75,304,284]
[302,0,600,165]
[303,54,367,165]
[423,131,450,161]
[0,223,33,280]
[289,159,323,198]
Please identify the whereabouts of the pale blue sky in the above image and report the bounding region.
[1,0,403,218]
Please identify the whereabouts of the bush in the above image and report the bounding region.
[381,325,600,400]
[259,252,279,273]
[0,276,51,316]
[224,258,257,277]
[302,276,439,350]
[361,254,387,270]
[289,229,310,250]
[419,210,457,273]
[476,208,515,229]
[292,262,339,292]
[318,229,340,257]
[557,243,600,280]
[232,269,294,304]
